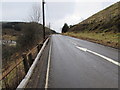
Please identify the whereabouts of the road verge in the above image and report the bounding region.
[63,32,119,49]
[17,38,49,89]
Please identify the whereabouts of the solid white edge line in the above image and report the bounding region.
[76,46,120,66]
[16,38,49,89]
[45,40,52,89]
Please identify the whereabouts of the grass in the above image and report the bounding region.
[2,35,17,41]
[63,32,119,49]
[2,60,25,89]
[1,44,39,88]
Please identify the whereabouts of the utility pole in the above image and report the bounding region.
[42,0,45,40]
[49,22,51,29]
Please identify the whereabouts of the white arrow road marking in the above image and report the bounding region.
[68,40,77,46]
[76,46,120,66]
[71,41,77,46]
[76,46,87,52]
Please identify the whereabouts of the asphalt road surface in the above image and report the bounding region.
[47,34,118,88]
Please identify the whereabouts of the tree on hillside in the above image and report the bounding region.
[62,23,69,33]
[29,4,41,23]
[17,23,39,50]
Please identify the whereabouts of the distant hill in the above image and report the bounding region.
[68,1,120,33]
[2,22,56,37]
[2,22,56,63]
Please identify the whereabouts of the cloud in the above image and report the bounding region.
[51,13,82,33]
[0,3,2,20]
[1,0,118,33]
[50,2,102,33]
[1,0,119,2]
[50,1,118,33]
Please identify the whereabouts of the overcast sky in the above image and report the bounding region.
[0,0,119,33]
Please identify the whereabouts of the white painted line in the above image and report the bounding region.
[73,42,77,46]
[45,41,52,89]
[70,40,77,46]
[76,46,87,52]
[17,38,49,89]
[87,49,120,66]
[76,46,120,66]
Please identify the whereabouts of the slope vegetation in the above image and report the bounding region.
[69,2,120,33]
[2,22,56,69]
[65,2,119,48]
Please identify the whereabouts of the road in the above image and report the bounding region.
[46,34,118,88]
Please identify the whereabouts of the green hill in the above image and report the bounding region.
[64,2,119,48]
[2,22,56,41]
[68,1,120,33]
[2,22,56,68]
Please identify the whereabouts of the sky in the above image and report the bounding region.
[0,0,119,33]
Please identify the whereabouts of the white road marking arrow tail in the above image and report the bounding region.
[76,46,120,66]
[76,46,87,52]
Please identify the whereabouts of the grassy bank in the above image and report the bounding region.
[63,32,119,49]
[2,35,17,41]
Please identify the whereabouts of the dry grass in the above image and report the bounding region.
[2,35,17,41]
[1,44,40,89]
[63,32,119,49]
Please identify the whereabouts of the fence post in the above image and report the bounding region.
[15,59,19,86]
[40,43,43,48]
[37,44,40,53]
[22,54,29,74]
[28,53,33,67]
[37,43,43,53]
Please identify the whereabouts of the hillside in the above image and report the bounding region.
[64,2,119,48]
[2,22,55,35]
[2,22,56,69]
[2,22,56,41]
[68,1,120,33]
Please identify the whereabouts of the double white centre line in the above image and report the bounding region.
[76,46,120,66]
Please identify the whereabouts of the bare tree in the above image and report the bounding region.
[29,4,41,23]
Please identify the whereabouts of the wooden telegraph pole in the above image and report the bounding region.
[42,0,45,40]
